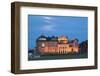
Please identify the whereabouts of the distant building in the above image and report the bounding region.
[36,34,79,55]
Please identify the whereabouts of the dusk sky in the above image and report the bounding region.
[28,15,88,49]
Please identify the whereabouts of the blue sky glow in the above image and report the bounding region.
[28,15,88,49]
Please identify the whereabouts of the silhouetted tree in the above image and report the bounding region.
[79,40,88,54]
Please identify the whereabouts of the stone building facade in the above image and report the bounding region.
[36,35,79,55]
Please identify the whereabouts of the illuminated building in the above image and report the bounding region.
[36,35,79,55]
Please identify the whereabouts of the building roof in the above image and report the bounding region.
[47,36,58,41]
[37,35,58,42]
[39,34,47,38]
[36,35,78,43]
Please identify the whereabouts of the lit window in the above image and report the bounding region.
[41,43,45,47]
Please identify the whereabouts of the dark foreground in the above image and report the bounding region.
[28,52,88,61]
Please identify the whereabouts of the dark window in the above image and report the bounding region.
[69,45,72,47]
